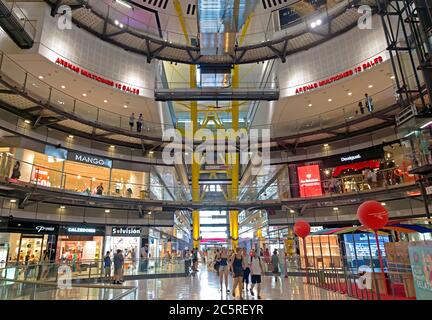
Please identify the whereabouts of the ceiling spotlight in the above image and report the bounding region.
[348,92,352,96]
[24,120,31,124]
[104,100,108,103]
[82,93,87,97]
[328,98,332,102]
[148,211,152,215]
[333,207,339,211]
[68,135,74,138]
[290,210,295,213]
[61,85,66,89]
[308,103,312,107]
[119,23,124,28]
[114,19,119,26]
[60,206,66,209]
[390,75,395,79]
[323,144,329,147]
[123,105,128,109]
[311,22,316,28]
[38,75,44,80]
[149,151,154,155]
[316,19,322,26]
[110,145,115,148]
[368,85,373,88]
[381,202,386,206]
[10,199,17,203]
[105,209,110,213]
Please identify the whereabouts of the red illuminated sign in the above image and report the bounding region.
[297,165,322,198]
[295,56,383,94]
[55,58,140,95]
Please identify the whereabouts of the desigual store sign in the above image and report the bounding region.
[295,56,384,94]
[67,151,113,168]
[55,57,141,95]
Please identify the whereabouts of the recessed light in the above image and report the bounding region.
[114,20,119,26]
[68,135,74,138]
[328,98,332,102]
[110,145,115,148]
[123,105,128,109]
[61,85,66,89]
[10,199,17,203]
[323,144,329,147]
[24,120,31,124]
[104,100,108,103]
[60,206,66,209]
[308,103,312,107]
[82,93,87,97]
[390,76,395,79]
[105,209,110,213]
[368,85,373,88]
[148,211,152,215]
[348,92,352,96]
[290,210,295,213]
[333,207,339,211]
[149,151,154,155]
[38,75,44,80]
[92,177,96,182]
[77,175,81,179]
[381,202,386,206]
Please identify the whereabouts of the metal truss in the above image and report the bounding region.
[45,0,375,65]
[378,0,431,108]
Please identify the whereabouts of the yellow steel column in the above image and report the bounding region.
[230,64,240,250]
[174,0,200,249]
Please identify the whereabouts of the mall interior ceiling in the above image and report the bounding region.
[0,0,431,256]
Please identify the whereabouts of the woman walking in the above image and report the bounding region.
[272,249,280,282]
[242,248,251,292]
[231,248,245,299]
[218,248,230,294]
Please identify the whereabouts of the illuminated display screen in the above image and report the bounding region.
[297,165,323,197]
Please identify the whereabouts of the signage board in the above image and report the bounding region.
[297,165,323,197]
[408,241,432,300]
[60,225,105,236]
[4,220,58,235]
[322,147,384,168]
[111,226,141,236]
[68,151,112,168]
[44,145,68,162]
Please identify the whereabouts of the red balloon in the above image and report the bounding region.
[357,200,389,230]
[294,220,311,238]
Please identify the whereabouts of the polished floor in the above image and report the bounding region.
[124,267,354,300]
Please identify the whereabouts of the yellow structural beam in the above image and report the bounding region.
[174,0,201,249]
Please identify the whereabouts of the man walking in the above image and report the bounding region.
[113,249,124,285]
[250,250,265,300]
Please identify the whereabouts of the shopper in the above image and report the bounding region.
[365,93,374,112]
[137,114,143,133]
[40,250,51,280]
[358,101,365,115]
[250,250,265,299]
[214,249,220,275]
[218,248,230,294]
[10,161,21,180]
[113,249,124,285]
[96,183,104,195]
[272,249,280,282]
[242,248,251,292]
[129,113,135,131]
[103,251,112,281]
[231,248,245,299]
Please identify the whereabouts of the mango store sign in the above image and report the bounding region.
[55,57,140,95]
[295,56,384,95]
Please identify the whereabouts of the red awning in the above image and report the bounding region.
[332,160,380,177]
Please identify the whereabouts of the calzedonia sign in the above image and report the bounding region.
[68,151,112,168]
[60,225,105,236]
[111,227,141,236]
[55,57,141,95]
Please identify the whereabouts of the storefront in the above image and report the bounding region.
[0,219,58,266]
[105,226,142,267]
[56,225,105,264]
[299,233,342,268]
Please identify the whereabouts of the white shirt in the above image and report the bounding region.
[250,257,263,275]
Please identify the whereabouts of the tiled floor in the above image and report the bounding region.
[124,267,354,300]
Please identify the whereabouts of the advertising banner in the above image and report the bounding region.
[297,164,322,197]
[408,241,432,300]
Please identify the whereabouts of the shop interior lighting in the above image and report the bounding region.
[148,211,152,215]
[333,207,339,211]
[68,135,74,138]
[24,120,31,124]
[420,121,432,129]
[115,0,132,9]
[290,210,295,213]
[60,206,66,209]
[105,209,110,213]
[381,203,386,206]
[10,199,17,203]
[323,144,329,147]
